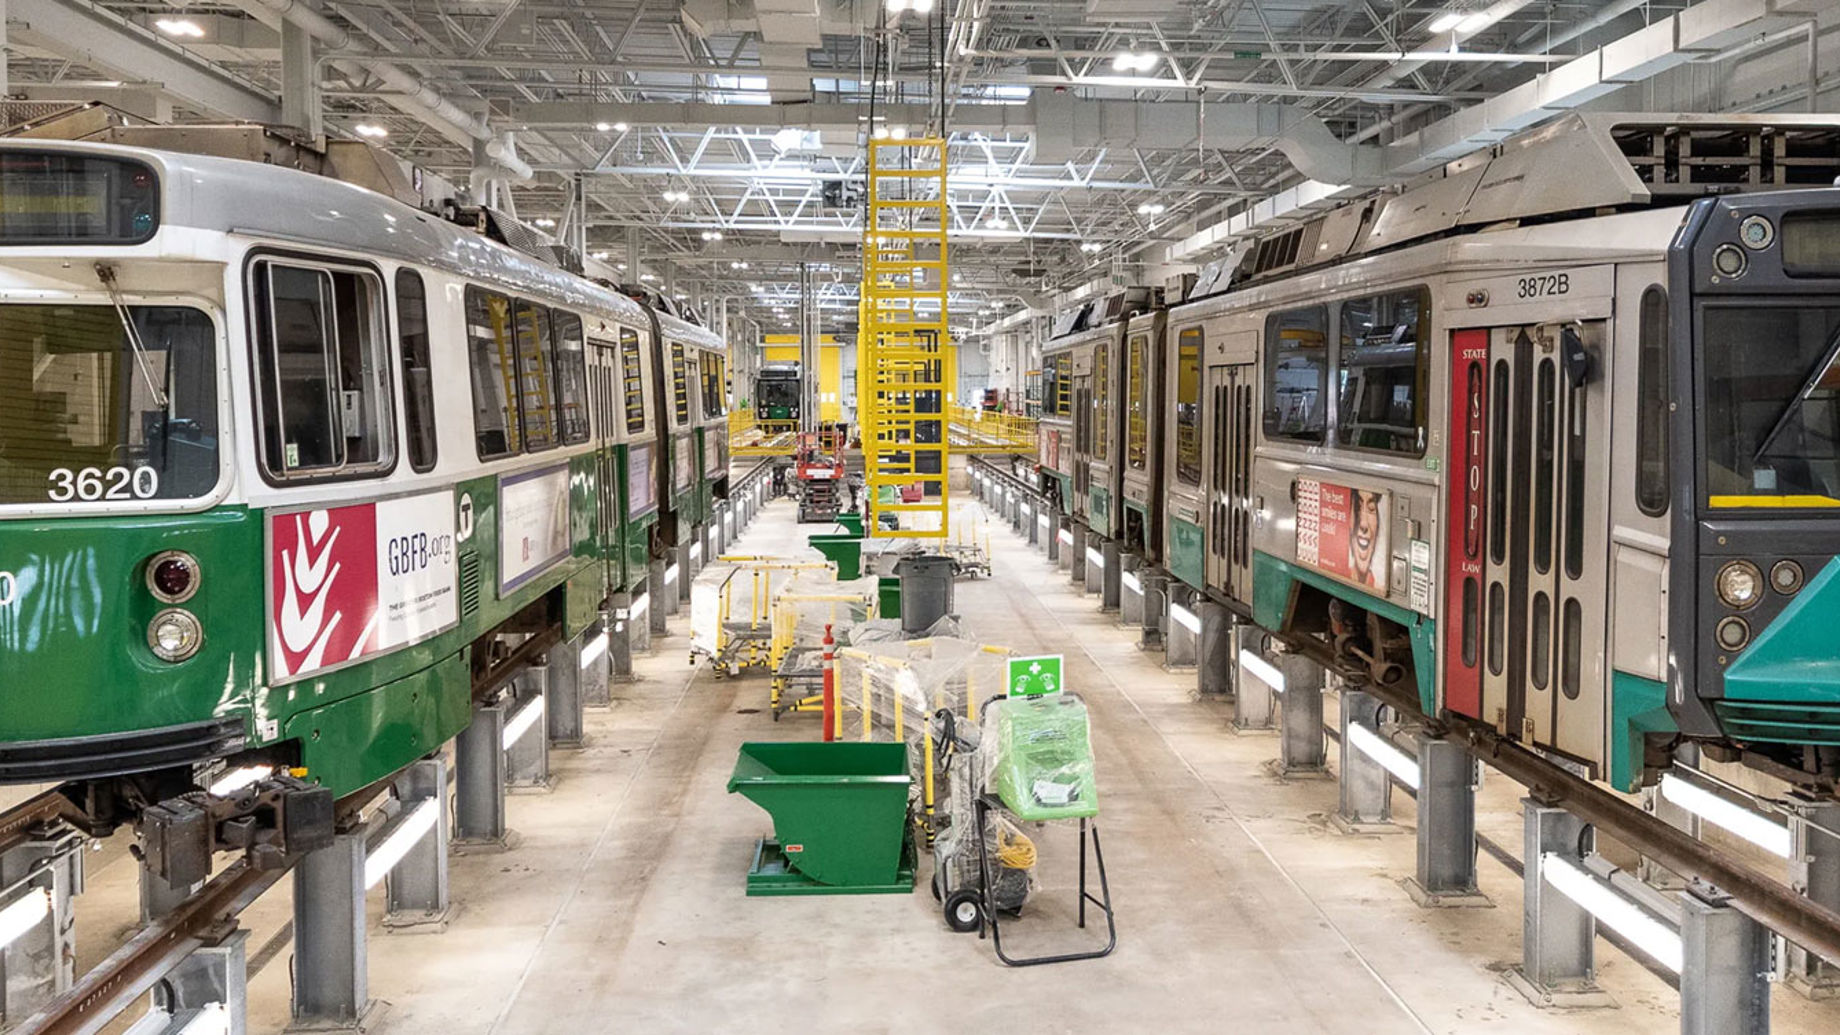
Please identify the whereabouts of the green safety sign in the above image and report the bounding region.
[1007,654,1064,697]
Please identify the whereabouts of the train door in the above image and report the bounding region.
[1071,346,1094,522]
[1205,360,1256,602]
[587,338,622,578]
[1454,320,1608,766]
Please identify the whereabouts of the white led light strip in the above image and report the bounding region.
[1346,722,1420,791]
[0,887,51,951]
[1170,603,1201,635]
[579,632,610,669]
[1541,853,1684,972]
[1659,774,1792,859]
[363,798,441,890]
[1121,571,1142,593]
[1239,649,1285,694]
[502,696,547,750]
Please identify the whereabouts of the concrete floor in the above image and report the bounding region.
[49,465,1840,1033]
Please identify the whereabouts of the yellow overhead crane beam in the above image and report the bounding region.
[858,136,952,538]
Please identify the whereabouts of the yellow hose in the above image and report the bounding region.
[996,828,1037,870]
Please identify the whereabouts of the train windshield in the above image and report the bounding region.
[0,304,218,506]
[1701,304,1840,506]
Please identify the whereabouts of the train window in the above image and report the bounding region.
[1263,306,1328,442]
[1487,581,1505,677]
[513,301,558,451]
[1126,333,1150,469]
[620,329,646,434]
[0,304,219,503]
[395,270,437,472]
[671,343,690,426]
[1092,342,1110,462]
[1489,361,1509,566]
[1461,577,1480,669]
[1055,353,1072,416]
[1564,391,1587,581]
[1530,591,1552,691]
[1336,288,1428,455]
[1701,304,1840,503]
[1041,353,1061,418]
[1561,597,1583,700]
[465,287,521,458]
[1175,328,1203,484]
[550,311,589,445]
[1635,287,1670,516]
[702,353,727,419]
[629,441,657,516]
[253,261,391,478]
[1534,359,1556,574]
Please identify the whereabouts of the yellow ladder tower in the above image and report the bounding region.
[859,136,953,537]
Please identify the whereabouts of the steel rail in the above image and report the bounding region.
[0,789,83,858]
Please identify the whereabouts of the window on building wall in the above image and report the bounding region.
[1336,288,1428,455]
[252,259,393,478]
[1263,306,1328,442]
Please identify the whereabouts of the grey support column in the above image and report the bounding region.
[1139,571,1167,651]
[548,638,586,748]
[504,673,551,791]
[1405,735,1489,907]
[650,559,674,628]
[141,865,200,923]
[1025,500,1040,546]
[579,618,612,708]
[1640,744,1701,889]
[1119,555,1144,628]
[1197,601,1233,696]
[154,928,249,1035]
[1276,652,1326,774]
[453,702,508,847]
[1232,625,1275,731]
[1679,887,1770,1035]
[1069,527,1088,585]
[677,540,695,602]
[631,578,654,655]
[1510,801,1611,1008]
[609,591,636,682]
[0,830,79,1023]
[1082,533,1103,596]
[1099,539,1121,611]
[1054,517,1070,568]
[1334,689,1392,829]
[383,757,452,933]
[1164,587,1198,671]
[289,830,373,1028]
[1786,796,1840,998]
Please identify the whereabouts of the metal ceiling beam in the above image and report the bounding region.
[6,0,280,121]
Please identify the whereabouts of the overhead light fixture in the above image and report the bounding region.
[1136,202,1166,216]
[354,123,388,139]
[701,230,725,241]
[613,121,630,132]
[595,121,612,132]
[663,189,690,203]
[986,216,1008,229]
[1080,242,1104,253]
[640,273,658,282]
[1428,12,1466,33]
[534,217,557,228]
[890,126,908,140]
[871,126,890,141]
[731,261,750,270]
[1458,11,1497,31]
[591,250,610,260]
[1110,51,1159,73]
[155,17,206,38]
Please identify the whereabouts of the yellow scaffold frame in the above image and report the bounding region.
[859,136,953,538]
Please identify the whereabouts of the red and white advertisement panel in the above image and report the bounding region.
[1295,478,1389,595]
[500,462,573,593]
[269,490,459,683]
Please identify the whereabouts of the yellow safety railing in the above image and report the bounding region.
[729,408,800,457]
[946,404,1037,454]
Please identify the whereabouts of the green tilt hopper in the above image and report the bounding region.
[726,742,916,895]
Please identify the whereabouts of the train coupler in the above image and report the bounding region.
[139,772,335,886]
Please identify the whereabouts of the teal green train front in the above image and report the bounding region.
[1714,557,1840,745]
[0,510,260,780]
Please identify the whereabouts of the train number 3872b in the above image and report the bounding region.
[1516,273,1570,298]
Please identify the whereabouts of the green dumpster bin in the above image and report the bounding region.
[877,576,902,620]
[807,533,863,580]
[727,741,915,895]
[835,512,865,536]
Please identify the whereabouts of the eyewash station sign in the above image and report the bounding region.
[1008,655,1065,697]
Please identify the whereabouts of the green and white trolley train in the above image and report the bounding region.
[0,139,731,866]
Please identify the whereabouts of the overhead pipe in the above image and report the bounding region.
[229,0,532,181]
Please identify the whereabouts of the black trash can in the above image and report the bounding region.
[895,554,956,634]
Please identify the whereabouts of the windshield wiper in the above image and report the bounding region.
[1751,317,1840,468]
[94,262,170,410]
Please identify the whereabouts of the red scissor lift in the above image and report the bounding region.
[794,430,850,523]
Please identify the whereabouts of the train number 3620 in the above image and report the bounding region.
[46,466,160,502]
[1516,273,1570,298]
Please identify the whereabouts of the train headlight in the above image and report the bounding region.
[1770,559,1804,596]
[1740,215,1775,250]
[1716,560,1764,610]
[147,608,204,662]
[145,551,200,603]
[1716,616,1751,652]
